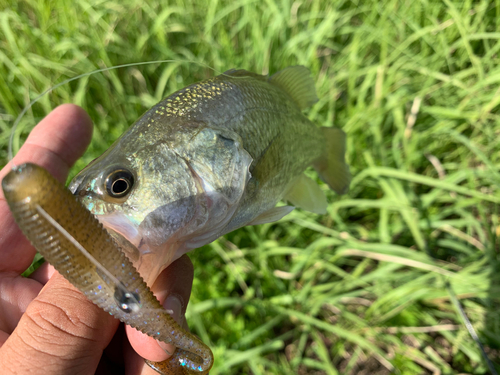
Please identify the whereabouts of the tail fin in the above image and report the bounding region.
[313,127,351,194]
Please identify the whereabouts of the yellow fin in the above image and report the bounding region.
[313,127,351,194]
[284,174,327,214]
[269,66,318,110]
[247,206,295,226]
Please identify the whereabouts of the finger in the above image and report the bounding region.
[0,272,119,375]
[0,263,56,337]
[124,339,162,375]
[0,275,42,338]
[0,104,93,274]
[1,104,93,183]
[30,263,56,285]
[126,255,194,362]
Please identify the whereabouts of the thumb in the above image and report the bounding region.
[0,272,119,375]
[126,254,194,363]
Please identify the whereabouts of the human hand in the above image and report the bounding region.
[0,104,194,374]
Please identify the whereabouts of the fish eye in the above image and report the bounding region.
[105,169,134,199]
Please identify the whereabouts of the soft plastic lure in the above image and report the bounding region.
[2,163,213,374]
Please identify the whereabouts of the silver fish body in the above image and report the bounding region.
[70,66,350,285]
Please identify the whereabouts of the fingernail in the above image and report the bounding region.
[163,295,182,324]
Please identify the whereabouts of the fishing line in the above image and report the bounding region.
[7,59,232,166]
[8,58,254,317]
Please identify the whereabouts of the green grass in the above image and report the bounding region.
[1,0,500,373]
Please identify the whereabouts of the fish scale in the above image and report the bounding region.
[69,65,349,287]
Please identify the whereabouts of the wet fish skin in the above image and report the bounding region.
[69,66,350,286]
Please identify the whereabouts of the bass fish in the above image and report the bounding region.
[69,66,350,286]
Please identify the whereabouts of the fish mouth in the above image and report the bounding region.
[97,213,141,248]
[98,217,143,274]
[95,213,170,286]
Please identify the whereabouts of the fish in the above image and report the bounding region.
[69,66,351,287]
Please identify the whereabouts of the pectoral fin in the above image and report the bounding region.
[283,174,327,214]
[247,206,295,226]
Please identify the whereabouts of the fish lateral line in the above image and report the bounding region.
[7,59,240,163]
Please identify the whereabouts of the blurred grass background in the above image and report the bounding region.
[1,0,500,374]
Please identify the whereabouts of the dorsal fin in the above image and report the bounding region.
[269,66,318,110]
[222,69,266,80]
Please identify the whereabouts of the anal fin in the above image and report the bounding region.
[284,174,327,214]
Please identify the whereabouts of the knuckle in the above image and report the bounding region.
[23,287,100,348]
